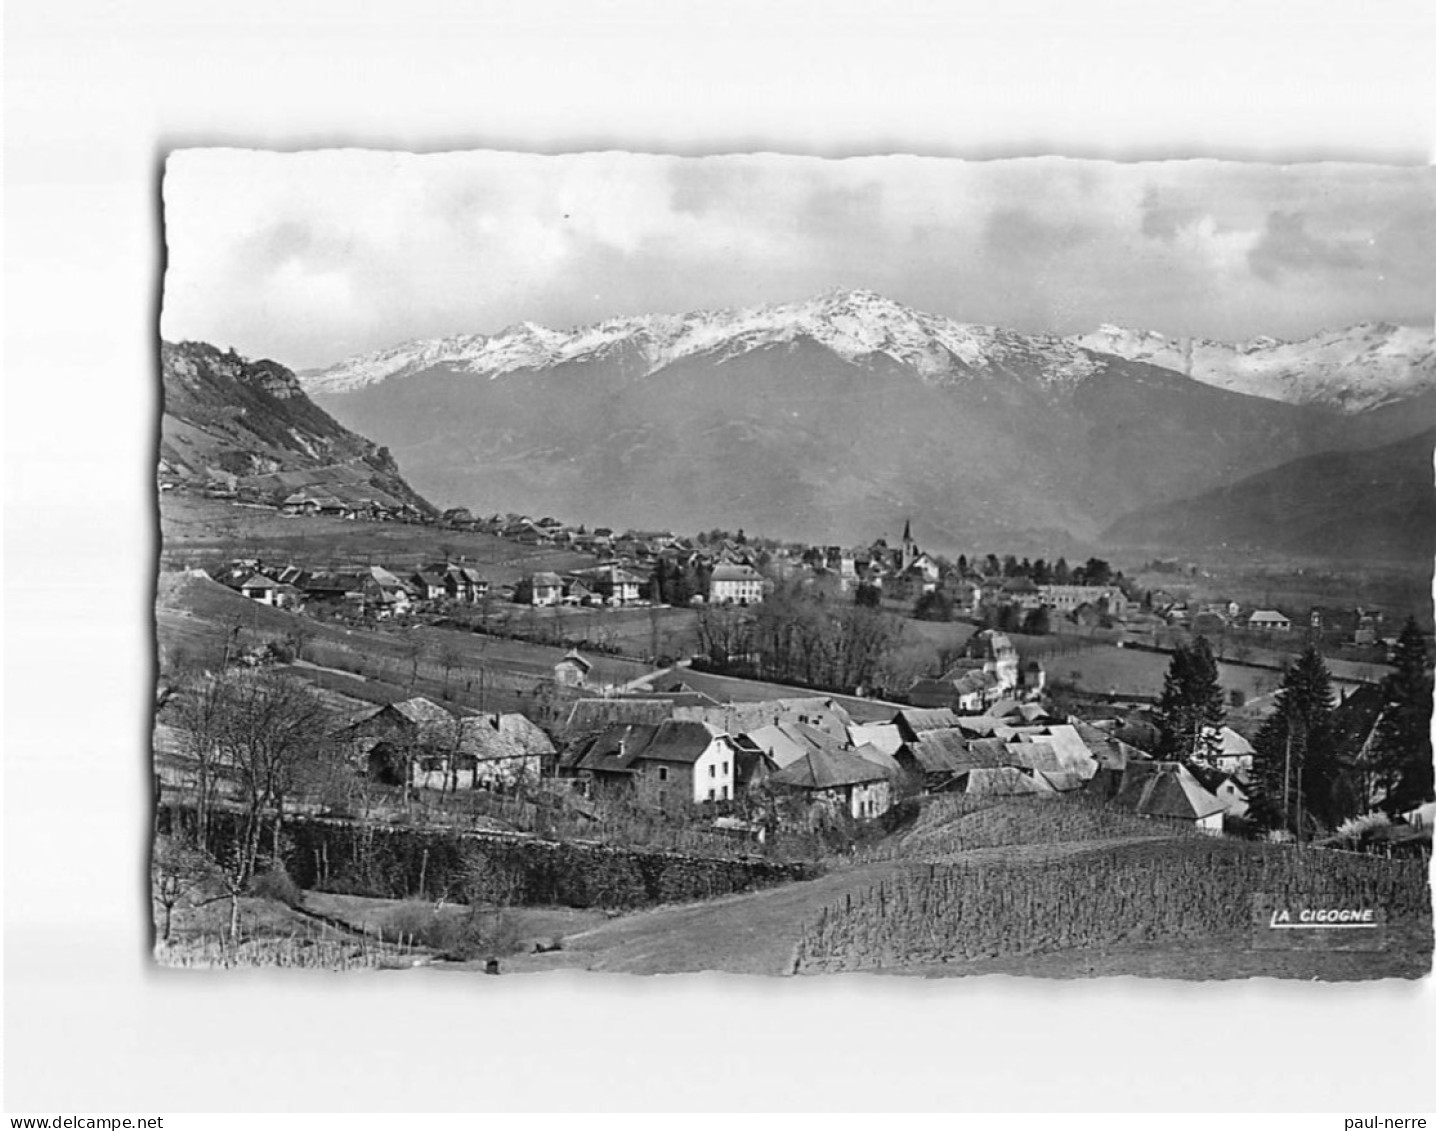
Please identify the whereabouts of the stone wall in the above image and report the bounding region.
[158,805,814,909]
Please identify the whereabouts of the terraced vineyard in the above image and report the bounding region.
[795,835,1432,977]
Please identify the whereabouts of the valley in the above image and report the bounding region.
[150,303,1434,982]
[299,290,1436,559]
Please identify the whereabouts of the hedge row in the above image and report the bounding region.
[158,805,814,910]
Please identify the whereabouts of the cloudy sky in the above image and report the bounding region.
[161,149,1435,370]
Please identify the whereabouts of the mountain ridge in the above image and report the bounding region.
[1071,319,1435,412]
[300,289,1436,414]
[301,329,1433,553]
[1103,426,1436,563]
[159,340,436,514]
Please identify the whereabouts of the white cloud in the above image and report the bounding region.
[160,149,1436,368]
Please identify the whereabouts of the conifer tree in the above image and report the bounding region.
[1249,645,1341,835]
[1372,617,1434,812]
[1155,636,1226,758]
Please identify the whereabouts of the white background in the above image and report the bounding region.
[5,0,1434,1114]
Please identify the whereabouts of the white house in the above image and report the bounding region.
[709,563,764,605]
[769,746,894,820]
[238,573,280,606]
[553,650,593,688]
[569,720,738,808]
[526,571,564,607]
[1201,725,1255,775]
[582,564,644,606]
[1212,773,1250,818]
[1038,584,1129,617]
[1110,761,1226,833]
[1247,610,1292,632]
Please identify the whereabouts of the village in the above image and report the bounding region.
[149,484,1435,979]
[181,469,1402,658]
[166,489,1427,823]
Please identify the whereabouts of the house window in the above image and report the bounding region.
[708,788,716,801]
[709,765,716,778]
[722,786,729,800]
[658,766,668,782]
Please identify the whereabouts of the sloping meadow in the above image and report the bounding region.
[795,835,1431,975]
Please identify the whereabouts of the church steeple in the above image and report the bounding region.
[901,517,916,570]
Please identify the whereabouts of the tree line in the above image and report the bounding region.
[1154,619,1433,838]
[693,578,906,695]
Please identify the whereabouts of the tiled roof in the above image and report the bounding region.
[894,708,960,739]
[1038,770,1086,792]
[850,742,903,779]
[348,697,541,762]
[771,746,889,791]
[710,563,762,582]
[744,722,840,769]
[956,766,1052,796]
[564,698,675,735]
[1024,724,1098,777]
[490,712,556,757]
[571,725,647,774]
[903,729,982,774]
[680,698,852,738]
[1069,719,1150,768]
[1003,742,1063,774]
[846,722,903,756]
[640,720,722,764]
[1111,762,1225,821]
[962,737,1011,767]
[953,715,1003,737]
[573,720,721,772]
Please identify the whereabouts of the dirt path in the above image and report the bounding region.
[291,658,368,682]
[499,837,1189,976]
[503,859,915,975]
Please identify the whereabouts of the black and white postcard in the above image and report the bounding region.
[151,148,1434,980]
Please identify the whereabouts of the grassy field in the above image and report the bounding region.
[454,601,702,662]
[154,885,612,970]
[1036,639,1379,705]
[156,570,657,718]
[498,795,1432,980]
[1130,557,1432,634]
[669,666,905,723]
[159,494,597,587]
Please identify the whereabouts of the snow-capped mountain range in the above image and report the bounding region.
[301,288,1435,413]
[1073,320,1436,412]
[302,288,1103,395]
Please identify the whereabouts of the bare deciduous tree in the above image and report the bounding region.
[437,641,465,701]
[203,668,340,884]
[151,834,221,943]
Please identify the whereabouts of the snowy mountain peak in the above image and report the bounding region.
[299,292,1435,413]
[1067,320,1435,411]
[301,290,1104,396]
